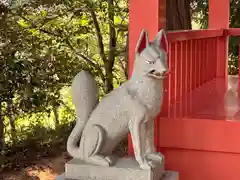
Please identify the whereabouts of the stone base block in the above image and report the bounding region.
[161,172,179,180]
[64,157,164,180]
[55,171,178,180]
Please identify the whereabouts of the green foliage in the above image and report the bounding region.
[191,0,208,29]
[0,0,129,166]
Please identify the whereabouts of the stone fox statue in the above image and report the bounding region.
[67,29,169,170]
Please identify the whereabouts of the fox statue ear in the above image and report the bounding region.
[135,29,149,54]
[153,29,168,53]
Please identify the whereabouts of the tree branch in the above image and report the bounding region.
[65,38,105,82]
[88,8,107,63]
[103,0,117,93]
[16,13,106,82]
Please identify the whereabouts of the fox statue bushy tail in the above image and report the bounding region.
[67,71,99,158]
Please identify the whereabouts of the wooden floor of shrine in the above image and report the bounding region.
[161,75,240,121]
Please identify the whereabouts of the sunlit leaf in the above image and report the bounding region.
[17,19,29,28]
[40,10,48,17]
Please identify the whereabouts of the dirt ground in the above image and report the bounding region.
[0,138,128,180]
[0,152,69,180]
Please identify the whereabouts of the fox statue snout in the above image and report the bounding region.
[148,69,168,79]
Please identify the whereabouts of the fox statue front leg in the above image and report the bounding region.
[128,103,156,170]
[143,120,164,163]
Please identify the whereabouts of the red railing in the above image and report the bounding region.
[225,28,240,36]
[161,29,224,116]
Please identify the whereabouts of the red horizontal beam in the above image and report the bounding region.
[166,28,240,41]
[225,28,240,36]
[158,118,240,154]
[167,29,224,42]
[161,148,240,180]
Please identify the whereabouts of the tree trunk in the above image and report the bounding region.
[0,104,3,167]
[166,0,192,30]
[7,99,16,144]
[104,0,116,93]
[53,105,59,126]
[0,103,4,151]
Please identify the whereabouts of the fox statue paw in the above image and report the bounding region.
[105,156,116,165]
[145,152,164,163]
[139,157,156,170]
[85,155,115,167]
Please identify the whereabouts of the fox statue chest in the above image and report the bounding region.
[129,78,164,117]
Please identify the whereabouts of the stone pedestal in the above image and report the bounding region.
[66,157,163,180]
[55,171,178,180]
[55,157,178,180]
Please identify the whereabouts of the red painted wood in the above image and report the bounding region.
[176,42,181,102]
[209,0,229,29]
[226,28,240,36]
[181,42,186,97]
[158,80,240,153]
[167,29,223,42]
[158,118,240,154]
[193,39,197,89]
[127,27,238,180]
[202,39,207,83]
[209,0,229,79]
[162,37,220,116]
[128,31,224,153]
[160,148,240,180]
[128,1,238,180]
[129,77,240,151]
[186,41,192,116]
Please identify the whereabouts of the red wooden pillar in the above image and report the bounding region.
[209,0,229,114]
[208,0,229,80]
[128,0,166,155]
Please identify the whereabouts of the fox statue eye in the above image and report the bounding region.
[146,60,155,64]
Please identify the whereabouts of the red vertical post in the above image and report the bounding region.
[208,0,229,81]
[209,0,229,119]
[128,0,166,155]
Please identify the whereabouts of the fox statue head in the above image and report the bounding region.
[132,29,168,80]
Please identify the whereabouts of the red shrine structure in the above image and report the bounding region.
[128,0,240,180]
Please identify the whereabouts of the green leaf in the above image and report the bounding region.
[40,10,48,17]
[114,16,122,24]
[79,19,89,26]
[17,19,30,28]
